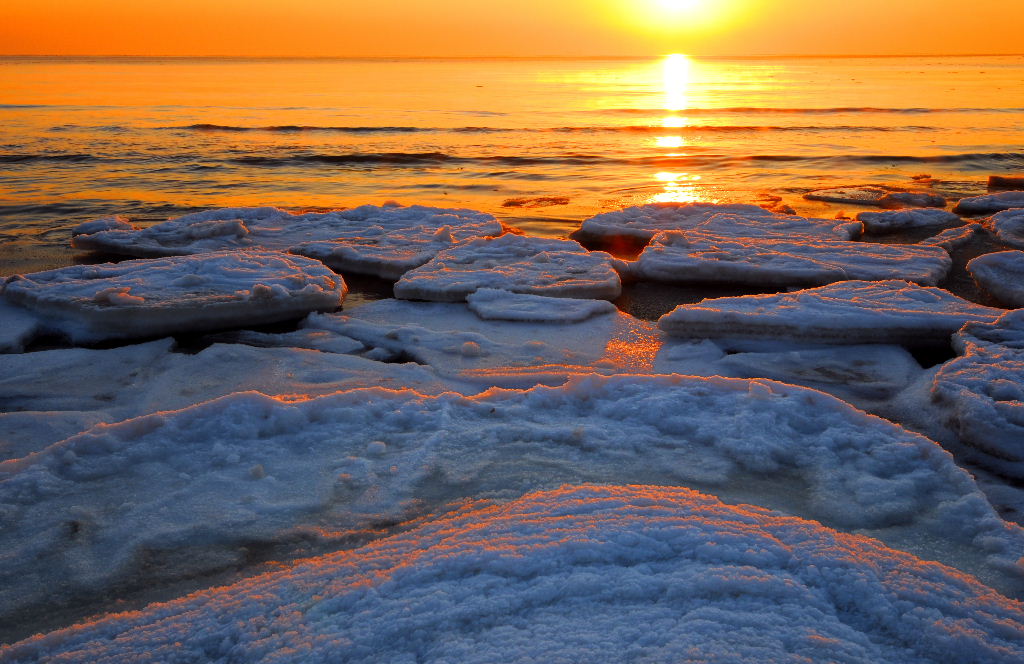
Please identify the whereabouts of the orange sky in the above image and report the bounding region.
[3,0,1023,57]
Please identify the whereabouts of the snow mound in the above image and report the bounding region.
[0,300,41,352]
[630,231,950,286]
[954,191,1024,215]
[968,251,1024,307]
[989,208,1024,248]
[4,484,1021,664]
[858,208,961,233]
[1,373,1022,629]
[658,280,1004,348]
[466,288,617,322]
[0,251,346,343]
[393,234,621,302]
[71,204,503,277]
[919,223,984,252]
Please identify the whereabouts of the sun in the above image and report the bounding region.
[658,0,703,12]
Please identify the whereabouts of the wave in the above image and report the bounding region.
[170,122,930,134]
[599,106,1024,115]
[0,153,97,163]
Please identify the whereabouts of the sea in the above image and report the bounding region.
[1,54,1023,274]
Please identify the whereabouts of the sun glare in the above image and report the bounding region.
[658,0,703,12]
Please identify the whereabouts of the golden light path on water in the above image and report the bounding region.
[651,53,709,205]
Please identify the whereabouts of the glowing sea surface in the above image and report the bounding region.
[1,55,1023,273]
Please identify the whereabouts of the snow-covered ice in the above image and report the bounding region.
[658,280,1004,347]
[71,204,503,277]
[955,308,1024,355]
[3,484,1021,664]
[968,251,1024,308]
[989,208,1024,248]
[0,251,346,343]
[466,288,617,322]
[919,223,984,252]
[1,374,1022,633]
[804,186,944,208]
[877,190,947,208]
[628,231,951,286]
[954,191,1024,215]
[393,234,621,302]
[0,301,41,353]
[69,216,133,237]
[857,207,961,233]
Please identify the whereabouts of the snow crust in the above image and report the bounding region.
[0,251,346,342]
[70,204,503,277]
[968,251,1024,307]
[1,374,1021,631]
[954,191,1024,215]
[989,208,1024,248]
[658,280,1004,347]
[629,231,951,286]
[4,484,1021,664]
[857,208,961,233]
[466,288,617,322]
[393,234,621,302]
[919,223,984,252]
[0,301,41,353]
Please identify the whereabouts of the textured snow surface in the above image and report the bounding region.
[919,223,984,252]
[69,216,133,237]
[658,280,1004,347]
[3,485,1022,664]
[955,309,1024,355]
[968,251,1024,307]
[989,208,1024,249]
[804,187,945,209]
[877,191,948,208]
[0,251,346,342]
[857,208,961,233]
[954,191,1024,215]
[70,204,503,276]
[630,231,950,286]
[1,374,1022,629]
[0,301,41,353]
[466,288,617,322]
[393,234,621,302]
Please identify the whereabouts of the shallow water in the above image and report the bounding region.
[2,54,1023,273]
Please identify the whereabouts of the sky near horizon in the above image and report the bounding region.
[3,0,1023,58]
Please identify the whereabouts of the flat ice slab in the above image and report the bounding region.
[968,251,1024,308]
[71,204,503,277]
[989,208,1024,248]
[466,288,617,322]
[393,234,621,302]
[0,301,41,353]
[919,223,984,252]
[658,280,1004,347]
[857,208,961,233]
[571,203,861,245]
[629,231,951,286]
[0,251,346,343]
[5,485,1021,664]
[954,191,1024,215]
[804,186,944,208]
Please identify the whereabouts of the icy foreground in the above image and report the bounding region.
[989,208,1024,249]
[857,208,961,233]
[659,280,1004,347]
[70,204,503,277]
[393,234,621,302]
[1,375,1022,631]
[629,231,951,286]
[0,251,345,343]
[967,251,1024,308]
[4,485,1021,664]
[954,191,1024,215]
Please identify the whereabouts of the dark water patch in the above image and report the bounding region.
[502,196,570,208]
[0,153,98,164]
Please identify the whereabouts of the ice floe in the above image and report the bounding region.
[857,207,961,233]
[3,484,1021,664]
[0,301,41,353]
[989,208,1024,248]
[804,186,944,208]
[658,280,1004,348]
[919,223,984,252]
[69,215,133,237]
[627,231,951,286]
[71,204,503,277]
[393,234,621,302]
[954,191,1024,215]
[0,251,346,344]
[466,288,617,322]
[968,251,1024,308]
[1,374,1022,634]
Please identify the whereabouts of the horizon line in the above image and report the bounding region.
[2,52,1023,61]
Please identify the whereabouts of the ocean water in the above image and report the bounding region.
[1,54,1023,273]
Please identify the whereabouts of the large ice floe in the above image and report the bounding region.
[989,208,1024,248]
[2,374,1023,639]
[658,280,1004,348]
[804,186,945,209]
[0,251,345,344]
[857,207,962,233]
[70,204,503,278]
[3,484,1022,664]
[393,234,621,302]
[627,231,951,286]
[933,310,1024,478]
[919,223,984,252]
[967,251,1024,308]
[954,191,1024,215]
[570,202,861,246]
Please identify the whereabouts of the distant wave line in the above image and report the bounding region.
[161,123,935,134]
[600,106,1024,115]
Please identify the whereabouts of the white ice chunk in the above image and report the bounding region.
[0,251,345,343]
[571,202,778,244]
[1,374,1021,630]
[954,191,1024,215]
[69,216,134,237]
[877,191,947,208]
[4,485,1021,664]
[989,208,1024,248]
[466,288,617,322]
[658,280,1004,347]
[692,211,863,240]
[393,234,621,302]
[0,300,41,352]
[630,231,950,286]
[857,208,961,232]
[968,251,1024,308]
[955,309,1024,355]
[920,223,984,252]
[805,187,944,209]
[71,204,503,277]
